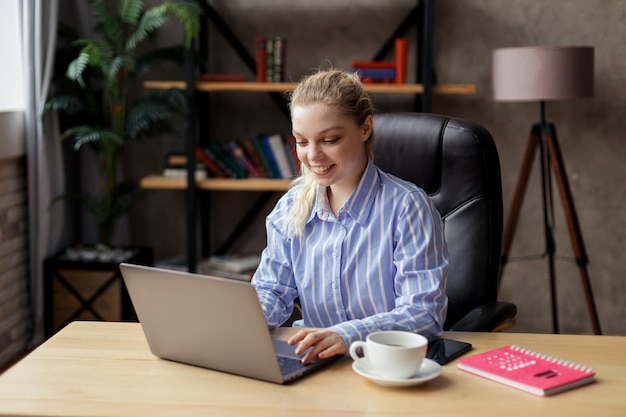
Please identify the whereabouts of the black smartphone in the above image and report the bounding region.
[426,338,472,365]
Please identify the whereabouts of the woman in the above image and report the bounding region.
[252,69,448,364]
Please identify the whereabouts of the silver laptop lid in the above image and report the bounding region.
[119,263,285,383]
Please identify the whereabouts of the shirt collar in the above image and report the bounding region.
[307,159,380,226]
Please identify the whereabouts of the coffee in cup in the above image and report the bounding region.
[349,331,428,379]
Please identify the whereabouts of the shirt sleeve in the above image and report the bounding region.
[328,189,449,347]
[251,196,299,329]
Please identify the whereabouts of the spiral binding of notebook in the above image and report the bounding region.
[511,345,595,373]
[457,345,596,396]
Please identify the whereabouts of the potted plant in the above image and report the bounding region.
[44,0,201,249]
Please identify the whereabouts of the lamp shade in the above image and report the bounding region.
[492,46,594,102]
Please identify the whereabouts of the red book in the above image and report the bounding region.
[240,136,267,177]
[255,36,266,83]
[194,145,225,178]
[224,140,261,177]
[351,60,397,70]
[394,37,408,84]
[457,345,596,396]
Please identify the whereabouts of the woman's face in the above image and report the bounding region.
[291,103,372,191]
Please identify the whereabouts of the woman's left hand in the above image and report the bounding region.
[287,328,346,364]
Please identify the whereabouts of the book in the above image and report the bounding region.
[285,134,301,176]
[166,153,187,166]
[360,76,394,84]
[252,134,277,178]
[394,37,408,84]
[254,36,266,82]
[194,145,225,177]
[223,140,261,177]
[350,37,407,84]
[456,345,596,396]
[163,166,207,180]
[205,253,261,273]
[267,133,294,178]
[355,68,397,79]
[209,142,247,178]
[265,37,274,82]
[351,60,397,70]
[202,145,237,178]
[272,36,285,82]
[240,136,268,178]
[155,255,253,281]
[260,135,282,178]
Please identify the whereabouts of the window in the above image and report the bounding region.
[0,0,25,159]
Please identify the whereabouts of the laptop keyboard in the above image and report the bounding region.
[278,355,305,375]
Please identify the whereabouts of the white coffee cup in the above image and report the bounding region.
[349,331,428,379]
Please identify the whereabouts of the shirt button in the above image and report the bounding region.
[332,252,337,258]
[331,283,337,289]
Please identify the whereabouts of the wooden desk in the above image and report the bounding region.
[0,322,624,416]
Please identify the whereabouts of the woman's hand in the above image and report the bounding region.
[287,328,346,363]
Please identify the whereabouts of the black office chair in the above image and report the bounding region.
[373,112,516,332]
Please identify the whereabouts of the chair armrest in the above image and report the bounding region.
[448,302,517,332]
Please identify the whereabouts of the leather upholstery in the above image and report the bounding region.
[373,112,516,331]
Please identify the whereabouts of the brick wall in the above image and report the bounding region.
[0,156,31,372]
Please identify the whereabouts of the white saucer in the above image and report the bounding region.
[352,358,442,388]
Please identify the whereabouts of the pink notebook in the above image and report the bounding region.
[457,345,596,396]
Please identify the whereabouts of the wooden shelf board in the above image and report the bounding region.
[140,175,292,191]
[144,81,476,95]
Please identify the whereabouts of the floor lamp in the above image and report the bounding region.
[492,46,602,335]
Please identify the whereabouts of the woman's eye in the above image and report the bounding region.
[324,138,339,144]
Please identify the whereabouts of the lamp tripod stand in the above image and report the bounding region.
[498,101,602,335]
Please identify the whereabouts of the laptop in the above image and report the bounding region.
[119,263,341,384]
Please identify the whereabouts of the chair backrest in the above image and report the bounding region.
[372,112,503,330]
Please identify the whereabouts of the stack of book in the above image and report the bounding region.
[255,36,286,82]
[164,134,300,180]
[155,254,257,281]
[162,153,207,179]
[351,37,407,84]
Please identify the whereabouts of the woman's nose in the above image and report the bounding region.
[307,142,323,160]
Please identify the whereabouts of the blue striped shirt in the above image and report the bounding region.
[252,160,449,348]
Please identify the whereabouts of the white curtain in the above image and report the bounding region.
[23,0,65,347]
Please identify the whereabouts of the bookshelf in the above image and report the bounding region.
[142,0,473,272]
[140,175,292,192]
[144,80,476,95]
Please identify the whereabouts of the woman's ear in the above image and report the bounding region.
[362,115,373,142]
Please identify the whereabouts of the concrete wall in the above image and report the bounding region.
[125,0,626,335]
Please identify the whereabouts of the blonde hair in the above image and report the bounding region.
[287,69,375,239]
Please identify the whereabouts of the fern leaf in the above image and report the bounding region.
[62,126,124,151]
[125,6,168,53]
[66,52,90,87]
[125,90,187,140]
[90,0,124,44]
[41,95,88,121]
[105,55,134,85]
[124,102,172,140]
[163,1,202,47]
[118,0,143,25]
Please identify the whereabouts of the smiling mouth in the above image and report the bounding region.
[310,165,333,173]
